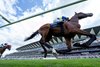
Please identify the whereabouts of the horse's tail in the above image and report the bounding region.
[24,30,38,41]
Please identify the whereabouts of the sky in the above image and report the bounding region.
[0,0,100,56]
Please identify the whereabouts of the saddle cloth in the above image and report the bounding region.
[50,23,64,34]
[50,23,60,28]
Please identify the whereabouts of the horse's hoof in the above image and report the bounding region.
[73,43,89,48]
[73,43,81,47]
[66,49,71,52]
[52,52,59,56]
[24,39,27,41]
[52,53,58,58]
[52,48,59,55]
[81,43,89,48]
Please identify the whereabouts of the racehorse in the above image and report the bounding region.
[0,43,11,58]
[24,12,96,58]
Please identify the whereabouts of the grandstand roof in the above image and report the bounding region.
[16,25,100,51]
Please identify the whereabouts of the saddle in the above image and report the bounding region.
[50,23,64,34]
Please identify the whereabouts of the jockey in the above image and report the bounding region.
[0,43,7,48]
[0,44,4,48]
[51,16,69,33]
[53,16,69,25]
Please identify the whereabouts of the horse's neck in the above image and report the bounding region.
[0,47,6,54]
[70,15,79,23]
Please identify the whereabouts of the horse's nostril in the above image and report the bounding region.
[88,13,93,17]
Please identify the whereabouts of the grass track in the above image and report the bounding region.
[0,58,100,67]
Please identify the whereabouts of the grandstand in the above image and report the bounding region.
[4,25,100,59]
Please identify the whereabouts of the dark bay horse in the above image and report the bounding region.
[24,12,96,58]
[0,43,11,58]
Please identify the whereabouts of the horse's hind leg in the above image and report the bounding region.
[45,36,59,58]
[73,30,96,47]
[0,54,2,58]
[39,38,49,58]
[40,38,58,58]
[40,30,58,58]
[39,28,50,58]
[39,41,47,58]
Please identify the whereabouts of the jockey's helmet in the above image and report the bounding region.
[62,16,69,21]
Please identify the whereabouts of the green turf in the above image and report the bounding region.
[0,58,100,67]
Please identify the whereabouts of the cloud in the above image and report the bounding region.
[0,0,18,22]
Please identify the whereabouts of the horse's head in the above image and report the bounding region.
[6,45,11,50]
[4,43,11,50]
[75,12,93,19]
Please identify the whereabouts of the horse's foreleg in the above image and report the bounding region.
[73,29,96,47]
[82,34,96,46]
[64,38,72,52]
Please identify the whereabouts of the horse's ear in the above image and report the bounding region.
[75,12,77,14]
